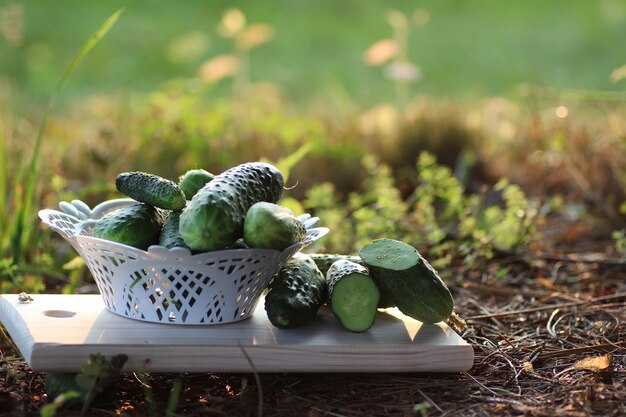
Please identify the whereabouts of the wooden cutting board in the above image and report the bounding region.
[0,294,473,373]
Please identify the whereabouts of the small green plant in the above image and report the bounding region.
[408,151,465,246]
[44,353,128,416]
[612,202,626,258]
[40,391,81,417]
[412,401,432,417]
[304,152,539,275]
[613,229,626,258]
[410,152,538,270]
[137,373,183,417]
[303,154,408,253]
[349,155,409,249]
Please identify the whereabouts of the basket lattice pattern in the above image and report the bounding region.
[39,199,327,325]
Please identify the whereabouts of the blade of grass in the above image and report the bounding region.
[165,377,183,417]
[0,117,7,246]
[268,142,313,185]
[10,8,124,263]
[238,341,263,417]
[135,372,159,417]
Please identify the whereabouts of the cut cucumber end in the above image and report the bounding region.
[330,273,380,332]
[266,303,303,329]
[359,238,455,324]
[359,238,420,271]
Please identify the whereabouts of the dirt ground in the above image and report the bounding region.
[1,237,624,417]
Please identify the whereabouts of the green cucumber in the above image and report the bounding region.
[179,162,284,251]
[178,169,214,199]
[116,171,186,210]
[265,253,326,329]
[359,238,454,324]
[309,253,394,307]
[159,210,189,249]
[92,203,163,250]
[243,202,306,250]
[309,253,364,276]
[326,259,380,332]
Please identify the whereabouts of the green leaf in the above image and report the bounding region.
[62,256,85,271]
[267,142,313,185]
[74,353,127,415]
[40,390,81,417]
[165,378,183,417]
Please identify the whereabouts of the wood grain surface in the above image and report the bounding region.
[0,294,473,373]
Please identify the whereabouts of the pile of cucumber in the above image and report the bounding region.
[266,238,455,332]
[91,162,307,252]
[88,161,454,331]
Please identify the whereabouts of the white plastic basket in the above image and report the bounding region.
[39,199,329,325]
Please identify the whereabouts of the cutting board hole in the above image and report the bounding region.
[43,310,76,318]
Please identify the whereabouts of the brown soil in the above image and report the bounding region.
[1,241,624,417]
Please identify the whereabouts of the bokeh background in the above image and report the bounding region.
[1,0,626,291]
[3,0,626,101]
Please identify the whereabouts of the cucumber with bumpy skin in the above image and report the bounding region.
[92,203,163,250]
[359,238,454,324]
[265,253,326,329]
[116,171,186,210]
[326,259,380,333]
[309,253,395,308]
[243,202,306,250]
[178,169,214,200]
[309,253,364,276]
[159,211,189,249]
[179,162,284,251]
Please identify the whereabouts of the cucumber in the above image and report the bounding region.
[178,169,214,200]
[116,171,186,210]
[326,259,380,332]
[243,202,306,250]
[159,210,189,249]
[92,203,163,250]
[179,162,284,251]
[309,253,395,308]
[309,253,364,276]
[359,238,454,324]
[265,253,326,329]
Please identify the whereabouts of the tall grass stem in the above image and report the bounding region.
[165,378,183,417]
[9,8,123,263]
[0,118,7,246]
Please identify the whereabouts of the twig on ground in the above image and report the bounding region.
[466,293,626,320]
[527,253,626,266]
[538,341,626,359]
[417,388,444,413]
[238,341,263,417]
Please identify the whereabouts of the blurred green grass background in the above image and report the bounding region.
[2,0,626,292]
[2,0,626,105]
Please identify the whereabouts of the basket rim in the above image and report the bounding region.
[38,198,329,257]
[74,234,306,258]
